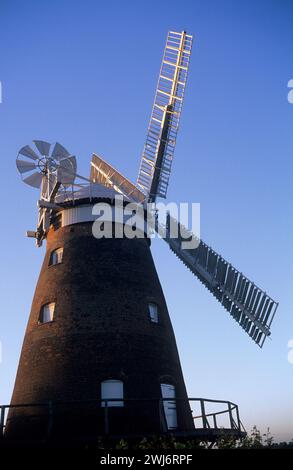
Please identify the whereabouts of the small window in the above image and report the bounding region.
[101,380,124,407]
[39,302,55,323]
[49,248,63,266]
[148,303,159,323]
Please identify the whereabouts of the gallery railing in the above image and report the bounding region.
[0,397,246,440]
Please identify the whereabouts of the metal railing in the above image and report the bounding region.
[0,397,246,441]
[192,398,245,432]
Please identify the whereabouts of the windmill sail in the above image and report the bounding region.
[162,214,278,347]
[137,31,193,201]
[91,154,146,203]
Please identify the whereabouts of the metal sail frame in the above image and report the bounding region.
[135,29,278,346]
[90,154,146,203]
[163,214,278,347]
[137,31,193,201]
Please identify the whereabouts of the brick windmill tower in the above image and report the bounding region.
[6,31,277,443]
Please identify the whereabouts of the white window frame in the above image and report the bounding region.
[148,302,159,323]
[50,247,63,266]
[101,379,124,407]
[39,302,55,324]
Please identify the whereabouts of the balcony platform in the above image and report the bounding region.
[0,397,246,448]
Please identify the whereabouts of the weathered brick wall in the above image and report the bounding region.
[6,212,193,438]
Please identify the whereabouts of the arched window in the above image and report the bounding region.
[39,302,55,324]
[49,247,63,266]
[148,303,159,323]
[160,383,177,430]
[101,380,124,407]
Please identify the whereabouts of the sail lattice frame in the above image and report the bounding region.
[137,31,193,201]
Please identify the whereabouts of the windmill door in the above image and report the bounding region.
[160,384,177,430]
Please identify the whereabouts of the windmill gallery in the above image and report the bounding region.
[2,31,278,447]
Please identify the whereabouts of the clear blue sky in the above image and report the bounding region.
[0,0,292,442]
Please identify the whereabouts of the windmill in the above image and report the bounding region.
[5,30,277,444]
